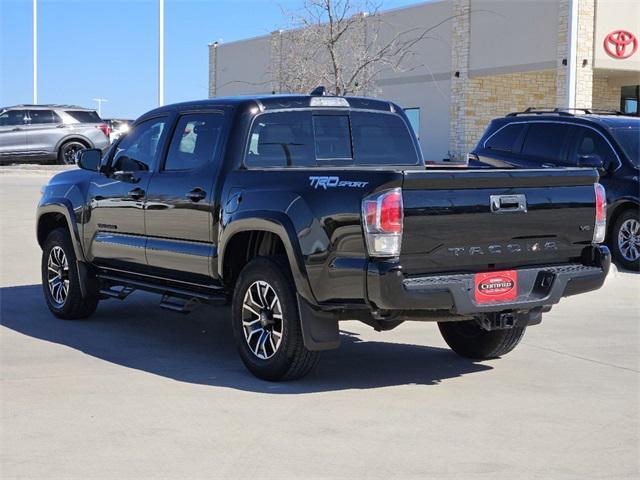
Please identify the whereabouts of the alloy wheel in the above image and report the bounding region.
[241,280,284,360]
[62,143,84,165]
[618,218,640,262]
[47,246,70,306]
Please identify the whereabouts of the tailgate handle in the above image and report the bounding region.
[490,194,527,213]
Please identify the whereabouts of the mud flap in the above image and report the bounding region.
[296,294,340,351]
[76,260,99,299]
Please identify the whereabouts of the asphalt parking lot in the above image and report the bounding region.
[1,167,638,479]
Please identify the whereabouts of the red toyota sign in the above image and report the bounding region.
[604,30,638,59]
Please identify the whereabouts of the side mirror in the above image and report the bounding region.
[577,154,604,169]
[77,148,102,171]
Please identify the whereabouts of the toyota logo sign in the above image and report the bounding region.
[604,30,638,59]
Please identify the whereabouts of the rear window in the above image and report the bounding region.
[351,111,418,165]
[521,123,571,161]
[313,115,352,160]
[245,111,315,167]
[484,123,525,152]
[65,110,102,123]
[244,110,418,167]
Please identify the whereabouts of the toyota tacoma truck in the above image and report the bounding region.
[37,91,611,381]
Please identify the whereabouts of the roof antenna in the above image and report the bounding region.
[310,86,326,96]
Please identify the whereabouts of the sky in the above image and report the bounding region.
[0,0,422,119]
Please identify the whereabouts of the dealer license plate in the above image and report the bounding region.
[474,270,518,304]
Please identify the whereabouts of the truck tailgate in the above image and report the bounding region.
[401,168,599,275]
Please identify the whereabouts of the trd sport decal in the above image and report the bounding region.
[309,176,368,189]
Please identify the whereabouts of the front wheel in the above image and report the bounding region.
[438,320,526,359]
[231,257,320,381]
[41,228,99,319]
[611,209,640,271]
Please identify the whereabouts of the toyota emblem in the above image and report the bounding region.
[604,30,638,59]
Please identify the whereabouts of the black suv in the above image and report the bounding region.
[470,109,639,270]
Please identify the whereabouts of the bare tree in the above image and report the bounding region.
[272,0,453,96]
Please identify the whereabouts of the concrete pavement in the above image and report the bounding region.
[1,170,638,479]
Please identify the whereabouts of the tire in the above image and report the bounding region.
[610,209,640,271]
[41,228,99,319]
[57,140,87,165]
[438,320,526,360]
[231,257,320,381]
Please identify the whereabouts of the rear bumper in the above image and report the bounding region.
[366,245,611,315]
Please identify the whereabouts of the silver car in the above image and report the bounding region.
[0,105,111,165]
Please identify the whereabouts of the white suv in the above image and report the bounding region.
[0,105,111,165]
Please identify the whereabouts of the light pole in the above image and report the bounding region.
[158,0,164,106]
[92,98,108,117]
[33,0,38,104]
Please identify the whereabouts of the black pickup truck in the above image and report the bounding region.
[37,92,610,380]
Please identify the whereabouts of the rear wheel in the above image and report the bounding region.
[57,140,86,165]
[41,228,99,319]
[611,209,640,271]
[438,320,526,359]
[231,257,319,381]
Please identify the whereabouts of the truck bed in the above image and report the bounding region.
[400,167,599,275]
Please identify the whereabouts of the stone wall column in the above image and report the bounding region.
[575,0,595,108]
[556,0,595,109]
[449,0,471,161]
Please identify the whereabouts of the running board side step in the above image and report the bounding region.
[99,285,135,300]
[96,273,227,310]
[159,294,202,314]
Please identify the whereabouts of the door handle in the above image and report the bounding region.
[186,188,206,202]
[490,194,527,214]
[128,187,145,200]
[541,163,556,168]
[11,127,21,132]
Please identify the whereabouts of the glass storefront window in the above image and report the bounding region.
[404,107,420,139]
[621,85,639,116]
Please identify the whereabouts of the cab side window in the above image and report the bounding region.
[0,110,27,126]
[570,128,616,169]
[164,113,224,171]
[112,118,167,172]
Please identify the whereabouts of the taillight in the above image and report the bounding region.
[593,183,607,243]
[362,188,403,257]
[96,123,110,137]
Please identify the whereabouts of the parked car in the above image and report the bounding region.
[104,118,132,143]
[469,108,639,270]
[37,92,610,381]
[0,105,110,165]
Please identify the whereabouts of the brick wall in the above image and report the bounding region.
[463,70,558,154]
[592,75,621,110]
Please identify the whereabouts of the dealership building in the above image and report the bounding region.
[209,0,640,161]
